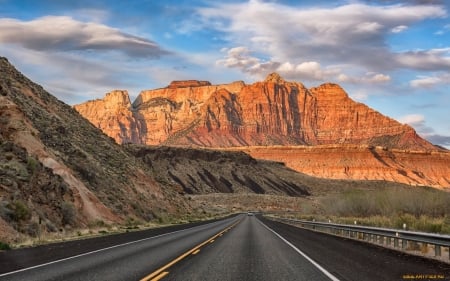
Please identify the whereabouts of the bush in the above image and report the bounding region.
[61,202,76,226]
[0,241,11,250]
[26,156,39,174]
[9,201,30,222]
[316,187,450,234]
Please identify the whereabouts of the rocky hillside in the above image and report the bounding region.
[0,57,192,243]
[75,73,436,150]
[126,145,310,196]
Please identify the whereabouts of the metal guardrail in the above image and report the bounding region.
[270,217,450,261]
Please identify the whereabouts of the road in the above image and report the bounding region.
[0,214,448,280]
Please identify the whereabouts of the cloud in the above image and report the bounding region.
[391,25,408,33]
[0,16,170,58]
[396,48,450,71]
[426,135,450,147]
[398,114,450,147]
[197,1,447,72]
[410,73,450,88]
[217,46,390,84]
[338,72,391,84]
[398,114,426,126]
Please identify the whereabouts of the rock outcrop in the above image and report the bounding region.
[75,73,437,151]
[224,146,450,189]
[75,73,449,189]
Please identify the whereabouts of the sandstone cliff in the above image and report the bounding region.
[74,73,449,189]
[223,146,450,189]
[75,73,436,151]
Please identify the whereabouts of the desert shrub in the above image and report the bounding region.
[320,187,450,218]
[24,221,40,237]
[0,201,13,222]
[316,187,450,233]
[61,201,76,226]
[26,156,39,174]
[0,241,11,250]
[9,200,30,222]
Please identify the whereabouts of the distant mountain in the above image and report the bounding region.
[75,72,437,150]
[74,73,449,189]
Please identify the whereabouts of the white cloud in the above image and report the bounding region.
[410,73,450,88]
[391,25,408,33]
[398,114,450,148]
[350,90,369,101]
[217,46,391,85]
[398,114,426,126]
[0,16,170,58]
[197,1,446,71]
[396,48,450,70]
[338,72,391,84]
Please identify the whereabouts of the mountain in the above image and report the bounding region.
[74,73,449,189]
[75,73,436,150]
[1,57,337,243]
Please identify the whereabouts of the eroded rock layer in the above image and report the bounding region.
[75,73,436,151]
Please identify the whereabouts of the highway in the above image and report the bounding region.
[0,214,448,280]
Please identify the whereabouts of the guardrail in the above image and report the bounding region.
[269,216,450,262]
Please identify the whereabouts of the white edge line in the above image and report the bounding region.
[258,219,340,281]
[0,217,237,277]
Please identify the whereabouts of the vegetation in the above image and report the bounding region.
[60,201,76,226]
[298,187,450,234]
[0,241,11,251]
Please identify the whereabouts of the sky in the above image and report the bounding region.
[0,0,449,148]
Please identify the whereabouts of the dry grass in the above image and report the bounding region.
[282,186,450,234]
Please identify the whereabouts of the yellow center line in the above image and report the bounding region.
[192,249,200,255]
[150,271,169,281]
[140,219,241,281]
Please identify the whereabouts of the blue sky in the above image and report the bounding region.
[0,0,449,148]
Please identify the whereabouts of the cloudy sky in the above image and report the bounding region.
[1,0,449,147]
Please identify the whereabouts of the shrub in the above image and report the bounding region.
[0,241,11,250]
[61,202,76,226]
[26,156,39,174]
[9,200,30,222]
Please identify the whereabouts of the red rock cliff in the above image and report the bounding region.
[75,73,437,151]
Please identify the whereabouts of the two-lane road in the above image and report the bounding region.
[1,214,448,280]
[161,214,335,281]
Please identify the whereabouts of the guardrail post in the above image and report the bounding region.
[394,238,399,248]
[435,245,441,257]
[402,239,407,249]
[386,237,391,247]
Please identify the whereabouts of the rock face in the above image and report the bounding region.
[225,146,450,189]
[75,73,450,189]
[75,73,436,151]
[72,90,142,144]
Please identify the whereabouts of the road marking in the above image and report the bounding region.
[209,239,215,243]
[258,220,340,281]
[151,271,169,281]
[192,249,201,255]
[0,218,236,278]
[140,220,241,281]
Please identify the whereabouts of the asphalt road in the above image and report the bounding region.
[1,214,449,280]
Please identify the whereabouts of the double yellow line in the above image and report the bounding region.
[140,220,241,281]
